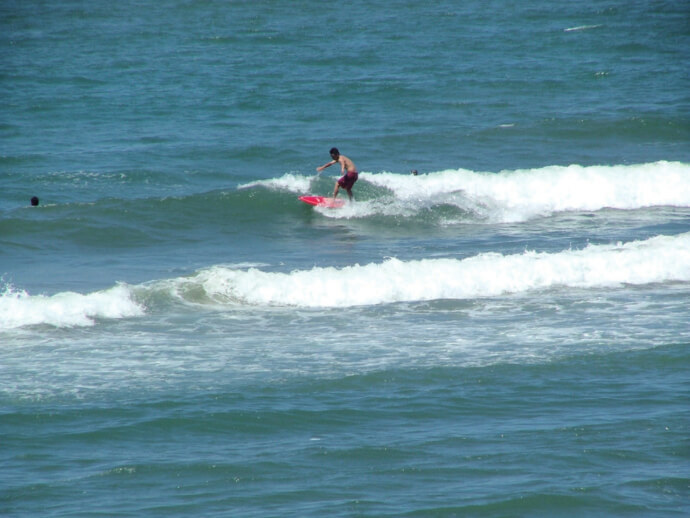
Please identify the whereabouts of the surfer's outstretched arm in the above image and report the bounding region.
[316,160,336,172]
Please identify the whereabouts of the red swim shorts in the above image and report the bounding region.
[337,171,358,190]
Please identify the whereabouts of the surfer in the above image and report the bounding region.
[316,147,358,201]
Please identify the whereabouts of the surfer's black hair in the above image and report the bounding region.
[330,147,339,156]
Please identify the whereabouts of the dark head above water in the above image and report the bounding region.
[31,196,39,206]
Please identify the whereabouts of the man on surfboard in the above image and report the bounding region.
[316,147,358,201]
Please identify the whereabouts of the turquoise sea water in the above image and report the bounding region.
[2,1,689,516]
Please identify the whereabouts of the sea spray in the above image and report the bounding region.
[362,161,690,222]
[176,232,690,308]
[3,233,688,328]
[0,284,144,330]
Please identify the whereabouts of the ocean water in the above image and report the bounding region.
[1,0,689,516]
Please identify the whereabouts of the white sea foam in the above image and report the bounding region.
[181,232,690,308]
[564,24,602,32]
[0,284,144,330]
[238,172,314,194]
[361,161,690,222]
[3,233,688,328]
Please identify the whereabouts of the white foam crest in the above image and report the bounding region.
[364,161,690,222]
[0,284,144,330]
[564,24,602,32]
[238,172,313,194]
[183,233,690,308]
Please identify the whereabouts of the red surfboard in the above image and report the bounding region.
[298,195,345,208]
